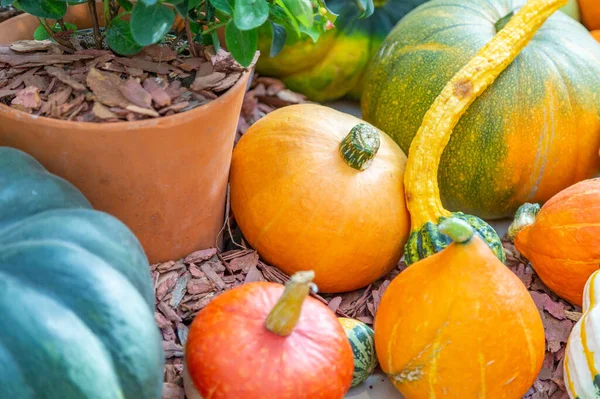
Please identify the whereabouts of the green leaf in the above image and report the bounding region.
[299,22,321,42]
[173,0,201,15]
[272,1,300,37]
[1,0,15,6]
[354,0,373,19]
[209,0,232,14]
[117,0,134,12]
[234,0,268,31]
[18,0,66,18]
[225,20,257,67]
[56,0,87,3]
[280,0,313,28]
[106,19,143,56]
[139,0,157,5]
[130,2,175,46]
[33,22,78,40]
[269,22,286,57]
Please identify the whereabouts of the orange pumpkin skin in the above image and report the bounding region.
[514,178,600,306]
[230,104,410,293]
[591,30,600,42]
[579,0,600,30]
[374,236,545,399]
[185,281,354,399]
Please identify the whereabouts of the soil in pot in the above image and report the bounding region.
[0,30,256,122]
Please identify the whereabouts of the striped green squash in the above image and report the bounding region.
[339,318,378,387]
[565,269,600,399]
[362,0,600,219]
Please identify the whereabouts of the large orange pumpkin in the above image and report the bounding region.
[230,104,410,293]
[184,271,354,399]
[579,0,600,30]
[509,178,600,306]
[375,0,554,397]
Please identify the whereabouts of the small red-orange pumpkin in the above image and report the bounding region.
[184,271,354,399]
[509,178,600,306]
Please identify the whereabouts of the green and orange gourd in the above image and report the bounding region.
[374,0,561,397]
[362,0,600,220]
[256,0,430,102]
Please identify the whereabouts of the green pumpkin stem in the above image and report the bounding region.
[438,218,474,244]
[265,271,317,337]
[340,124,381,171]
[507,203,541,240]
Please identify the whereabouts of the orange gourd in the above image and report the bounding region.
[184,271,354,399]
[230,104,410,293]
[375,0,556,397]
[591,30,600,42]
[579,0,600,30]
[508,178,600,306]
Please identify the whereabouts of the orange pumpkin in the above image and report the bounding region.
[375,219,546,398]
[230,104,410,293]
[591,29,600,42]
[579,0,600,30]
[509,178,600,306]
[184,271,354,399]
[375,0,554,397]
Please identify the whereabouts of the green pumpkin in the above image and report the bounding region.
[0,147,164,399]
[362,0,600,219]
[256,0,430,102]
[339,317,378,387]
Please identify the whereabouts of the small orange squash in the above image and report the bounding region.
[230,104,410,293]
[375,0,555,397]
[184,271,354,399]
[579,0,600,30]
[508,178,600,306]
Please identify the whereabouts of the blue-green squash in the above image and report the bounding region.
[362,0,600,219]
[339,317,378,387]
[0,147,164,399]
[256,0,430,102]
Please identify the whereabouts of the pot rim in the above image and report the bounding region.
[0,12,252,131]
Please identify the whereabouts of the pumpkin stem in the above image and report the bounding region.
[438,218,474,244]
[495,11,515,32]
[265,270,317,336]
[507,203,541,240]
[340,124,381,171]
[403,0,567,231]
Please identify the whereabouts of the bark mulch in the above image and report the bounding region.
[154,232,580,399]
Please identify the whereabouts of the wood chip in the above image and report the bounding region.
[92,101,118,120]
[143,78,171,108]
[11,86,41,111]
[115,56,173,74]
[213,72,241,92]
[119,79,152,109]
[184,248,217,264]
[10,40,55,53]
[0,53,93,67]
[142,45,177,62]
[200,263,226,290]
[191,71,225,91]
[45,66,87,91]
[228,251,258,273]
[187,278,213,295]
[87,67,129,108]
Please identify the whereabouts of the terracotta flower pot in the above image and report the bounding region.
[0,6,250,263]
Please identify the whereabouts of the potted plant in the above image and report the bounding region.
[0,0,346,263]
